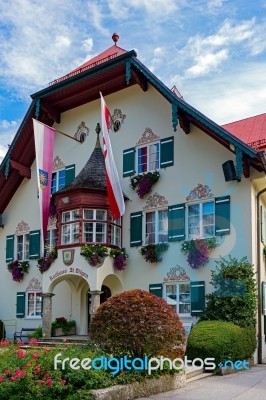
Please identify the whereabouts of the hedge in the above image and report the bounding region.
[186,320,256,364]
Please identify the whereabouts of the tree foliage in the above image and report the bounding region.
[90,289,186,359]
[200,256,257,328]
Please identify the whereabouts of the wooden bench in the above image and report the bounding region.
[14,328,37,343]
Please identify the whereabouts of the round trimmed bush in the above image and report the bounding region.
[90,289,186,359]
[186,320,256,364]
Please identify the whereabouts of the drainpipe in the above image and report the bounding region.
[256,187,266,364]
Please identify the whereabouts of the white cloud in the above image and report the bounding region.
[186,49,228,77]
[207,0,225,14]
[108,0,179,20]
[83,37,94,52]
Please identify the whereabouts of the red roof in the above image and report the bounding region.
[222,113,266,150]
[50,44,127,86]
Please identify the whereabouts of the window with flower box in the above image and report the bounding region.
[83,209,107,243]
[110,217,122,247]
[61,210,80,245]
[187,201,215,240]
[17,234,30,261]
[45,229,57,252]
[145,210,168,244]
[137,142,160,173]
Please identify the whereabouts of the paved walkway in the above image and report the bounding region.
[138,365,266,400]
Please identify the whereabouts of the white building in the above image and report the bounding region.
[0,34,266,363]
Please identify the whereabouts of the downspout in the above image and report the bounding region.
[256,186,266,364]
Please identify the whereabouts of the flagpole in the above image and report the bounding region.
[32,118,81,143]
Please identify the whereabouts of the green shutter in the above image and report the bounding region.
[6,235,14,262]
[168,204,185,241]
[160,137,174,168]
[130,211,142,247]
[65,164,75,185]
[190,281,205,316]
[16,292,25,318]
[262,282,266,316]
[123,148,135,177]
[149,284,163,297]
[215,196,230,236]
[29,230,41,259]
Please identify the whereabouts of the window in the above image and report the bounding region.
[26,292,42,318]
[137,142,160,173]
[17,234,29,261]
[187,201,215,239]
[145,210,168,244]
[45,229,57,252]
[51,169,66,194]
[83,209,107,243]
[165,283,191,316]
[61,210,80,245]
[110,217,122,247]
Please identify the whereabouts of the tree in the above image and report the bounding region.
[200,256,257,328]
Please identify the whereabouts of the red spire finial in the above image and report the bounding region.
[112,32,119,45]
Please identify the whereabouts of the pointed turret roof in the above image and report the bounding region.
[59,131,107,193]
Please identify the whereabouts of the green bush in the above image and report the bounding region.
[52,318,76,335]
[28,326,42,339]
[200,256,257,328]
[0,320,5,340]
[186,320,256,364]
[90,289,186,359]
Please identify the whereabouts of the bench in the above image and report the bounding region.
[14,328,37,343]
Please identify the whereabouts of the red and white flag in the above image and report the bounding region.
[100,93,125,220]
[33,119,55,252]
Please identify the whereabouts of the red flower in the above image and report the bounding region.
[0,376,4,381]
[46,379,53,387]
[17,350,26,358]
[32,352,40,359]
[60,379,66,385]
[4,369,11,375]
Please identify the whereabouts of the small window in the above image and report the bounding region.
[45,229,57,253]
[165,282,191,316]
[26,291,42,318]
[17,234,29,261]
[61,210,80,245]
[187,201,214,239]
[83,209,107,243]
[51,169,66,194]
[137,142,160,173]
[145,210,168,244]
[110,217,122,247]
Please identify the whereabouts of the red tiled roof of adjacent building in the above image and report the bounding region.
[222,113,266,150]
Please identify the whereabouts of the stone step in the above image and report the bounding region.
[185,366,204,379]
[186,372,213,383]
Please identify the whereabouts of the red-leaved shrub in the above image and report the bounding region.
[90,289,186,359]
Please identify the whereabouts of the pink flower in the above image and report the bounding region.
[0,341,9,346]
[17,350,26,358]
[37,381,43,386]
[28,338,39,346]
[44,373,50,378]
[4,369,11,375]
[60,379,66,385]
[32,352,40,359]
[9,377,15,381]
[46,379,53,387]
[0,376,4,381]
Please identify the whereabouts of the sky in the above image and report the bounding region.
[1,0,266,162]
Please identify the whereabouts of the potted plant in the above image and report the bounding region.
[81,244,108,267]
[7,260,30,282]
[130,171,160,198]
[181,237,218,269]
[140,243,169,263]
[52,317,76,336]
[110,247,128,271]
[37,248,58,273]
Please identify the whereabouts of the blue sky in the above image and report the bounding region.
[1,0,266,162]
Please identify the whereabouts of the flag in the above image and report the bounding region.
[100,93,125,220]
[33,119,55,252]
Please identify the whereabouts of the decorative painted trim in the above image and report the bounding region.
[111,109,126,132]
[26,277,42,292]
[136,128,160,146]
[143,192,168,210]
[163,265,190,282]
[63,249,75,266]
[186,184,214,202]
[48,215,57,228]
[74,121,90,142]
[52,155,65,171]
[35,99,40,120]
[15,220,30,235]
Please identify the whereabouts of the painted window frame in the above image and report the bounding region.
[61,209,80,245]
[45,228,57,253]
[186,200,215,240]
[144,209,168,244]
[25,291,42,319]
[110,217,122,247]
[137,141,160,174]
[164,282,191,317]
[83,209,107,244]
[16,233,30,261]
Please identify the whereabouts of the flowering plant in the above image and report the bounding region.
[109,247,128,271]
[140,243,169,263]
[81,244,108,266]
[181,237,218,269]
[7,260,30,282]
[130,171,160,198]
[37,249,58,273]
